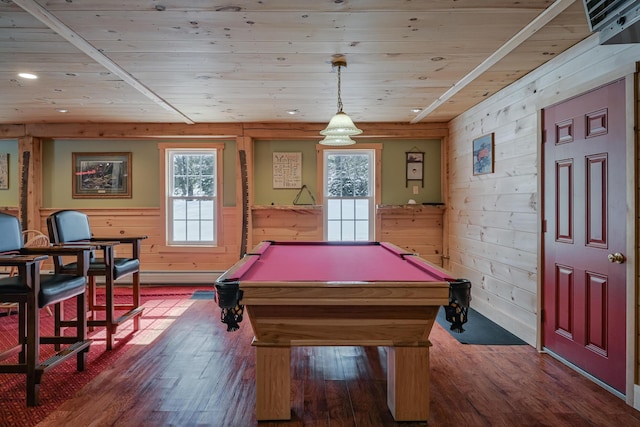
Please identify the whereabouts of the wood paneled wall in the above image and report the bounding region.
[5,121,448,278]
[446,34,639,354]
[251,206,323,246]
[250,204,445,266]
[377,205,445,266]
[26,205,444,277]
[38,207,242,274]
[0,207,18,217]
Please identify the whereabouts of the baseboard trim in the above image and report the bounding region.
[543,347,625,400]
[141,271,222,284]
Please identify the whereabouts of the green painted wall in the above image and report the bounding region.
[42,139,237,208]
[6,137,438,209]
[252,138,442,206]
[0,140,19,207]
[380,139,442,205]
[253,140,318,205]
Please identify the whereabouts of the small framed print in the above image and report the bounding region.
[272,152,302,189]
[72,152,132,198]
[406,151,424,187]
[473,133,494,175]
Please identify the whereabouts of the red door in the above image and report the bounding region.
[543,79,627,393]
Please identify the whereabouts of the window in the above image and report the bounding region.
[323,149,375,241]
[160,144,223,246]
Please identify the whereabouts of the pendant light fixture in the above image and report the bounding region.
[319,56,362,146]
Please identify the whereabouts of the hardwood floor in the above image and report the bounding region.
[38,300,640,426]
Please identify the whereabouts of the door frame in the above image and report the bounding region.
[538,75,637,403]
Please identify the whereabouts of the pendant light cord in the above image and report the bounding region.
[336,65,344,113]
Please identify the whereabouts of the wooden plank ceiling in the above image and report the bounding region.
[0,0,592,125]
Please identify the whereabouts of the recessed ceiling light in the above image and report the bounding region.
[57,109,69,113]
[411,108,422,113]
[18,72,38,79]
[286,109,298,115]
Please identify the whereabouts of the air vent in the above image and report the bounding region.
[583,0,640,44]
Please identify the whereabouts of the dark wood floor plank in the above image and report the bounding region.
[324,379,355,425]
[37,300,640,427]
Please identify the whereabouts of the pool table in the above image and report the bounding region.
[214,241,471,422]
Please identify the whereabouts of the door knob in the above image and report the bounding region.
[607,252,625,264]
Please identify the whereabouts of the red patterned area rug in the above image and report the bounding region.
[0,285,211,427]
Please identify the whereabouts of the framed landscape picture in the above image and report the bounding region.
[72,152,132,198]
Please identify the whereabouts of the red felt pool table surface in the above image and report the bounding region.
[223,240,454,283]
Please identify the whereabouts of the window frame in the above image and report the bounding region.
[158,142,224,247]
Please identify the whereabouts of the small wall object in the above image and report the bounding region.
[406,151,424,187]
[293,184,316,205]
[72,152,132,198]
[0,153,7,190]
[272,152,302,189]
[473,133,494,175]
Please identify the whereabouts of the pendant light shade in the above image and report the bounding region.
[320,57,362,146]
[320,112,363,136]
[319,134,357,146]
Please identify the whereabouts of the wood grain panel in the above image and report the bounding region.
[0,207,18,216]
[378,205,444,266]
[38,207,241,274]
[251,206,323,245]
[250,205,445,266]
[30,205,444,278]
[0,0,592,124]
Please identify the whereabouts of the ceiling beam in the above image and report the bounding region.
[11,0,196,125]
[411,0,578,124]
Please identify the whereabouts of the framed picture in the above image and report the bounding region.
[473,133,494,175]
[272,152,302,189]
[72,152,132,198]
[406,151,424,187]
[407,152,423,162]
[0,153,8,190]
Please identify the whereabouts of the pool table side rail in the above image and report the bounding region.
[239,280,450,306]
[216,253,260,283]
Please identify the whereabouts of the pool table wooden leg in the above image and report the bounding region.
[255,345,291,420]
[386,345,430,421]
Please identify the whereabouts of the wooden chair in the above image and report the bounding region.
[0,213,93,406]
[47,210,147,350]
[3,230,53,316]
